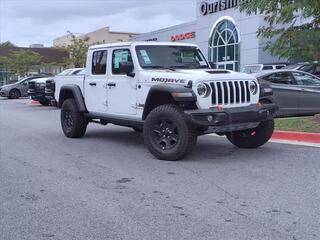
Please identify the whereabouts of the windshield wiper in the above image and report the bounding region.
[145,66,176,71]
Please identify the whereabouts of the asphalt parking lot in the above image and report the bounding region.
[1,99,320,240]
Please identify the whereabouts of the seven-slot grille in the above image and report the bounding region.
[210,81,251,106]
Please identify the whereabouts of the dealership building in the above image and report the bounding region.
[131,0,287,71]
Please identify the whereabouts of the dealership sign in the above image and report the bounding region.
[200,0,239,15]
[171,32,196,42]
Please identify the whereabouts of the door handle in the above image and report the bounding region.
[89,82,97,86]
[107,83,116,87]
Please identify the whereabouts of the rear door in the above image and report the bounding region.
[292,71,320,115]
[262,72,300,116]
[84,49,108,113]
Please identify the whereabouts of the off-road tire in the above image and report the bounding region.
[143,104,198,161]
[39,100,49,106]
[226,120,274,148]
[9,89,21,99]
[61,98,87,138]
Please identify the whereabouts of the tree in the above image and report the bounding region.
[239,0,320,62]
[63,34,90,68]
[0,41,16,48]
[0,50,42,76]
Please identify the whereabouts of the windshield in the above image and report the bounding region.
[135,45,209,70]
[76,69,86,75]
[284,64,300,69]
[240,66,261,74]
[57,69,72,76]
[17,77,30,83]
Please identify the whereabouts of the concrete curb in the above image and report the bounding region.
[272,130,320,143]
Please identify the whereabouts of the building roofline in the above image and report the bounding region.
[84,26,139,36]
[131,21,196,39]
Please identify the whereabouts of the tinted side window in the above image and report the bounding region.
[92,50,107,75]
[262,66,273,70]
[292,72,320,86]
[263,72,294,84]
[112,49,132,74]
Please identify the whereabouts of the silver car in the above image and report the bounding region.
[255,70,320,117]
[0,76,47,99]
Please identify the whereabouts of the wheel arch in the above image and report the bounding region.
[259,98,273,104]
[10,88,21,94]
[142,85,197,120]
[58,85,87,112]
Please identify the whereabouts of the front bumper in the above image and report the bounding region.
[45,90,57,106]
[184,103,278,133]
[0,89,9,97]
[28,89,46,101]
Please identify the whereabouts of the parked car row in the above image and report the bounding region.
[27,68,85,106]
[0,74,52,99]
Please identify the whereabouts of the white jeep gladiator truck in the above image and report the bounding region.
[55,42,277,161]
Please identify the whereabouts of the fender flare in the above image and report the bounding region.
[143,84,197,119]
[58,84,87,112]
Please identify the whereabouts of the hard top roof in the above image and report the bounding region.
[89,41,198,50]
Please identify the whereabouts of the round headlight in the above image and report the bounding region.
[197,83,210,98]
[249,81,258,95]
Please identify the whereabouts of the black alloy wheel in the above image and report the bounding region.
[143,104,198,161]
[62,109,74,132]
[152,119,180,150]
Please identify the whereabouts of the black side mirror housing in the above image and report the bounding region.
[119,61,135,77]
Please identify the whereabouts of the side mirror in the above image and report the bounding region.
[260,82,273,97]
[119,61,135,77]
[209,62,215,69]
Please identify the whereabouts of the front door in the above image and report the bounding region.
[292,71,320,115]
[84,49,108,113]
[262,72,300,116]
[107,48,137,116]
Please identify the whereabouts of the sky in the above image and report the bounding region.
[0,0,196,47]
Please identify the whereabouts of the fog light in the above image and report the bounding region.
[207,115,213,122]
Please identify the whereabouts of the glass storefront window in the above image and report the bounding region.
[209,19,240,71]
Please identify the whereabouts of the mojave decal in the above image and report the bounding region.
[151,78,187,84]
